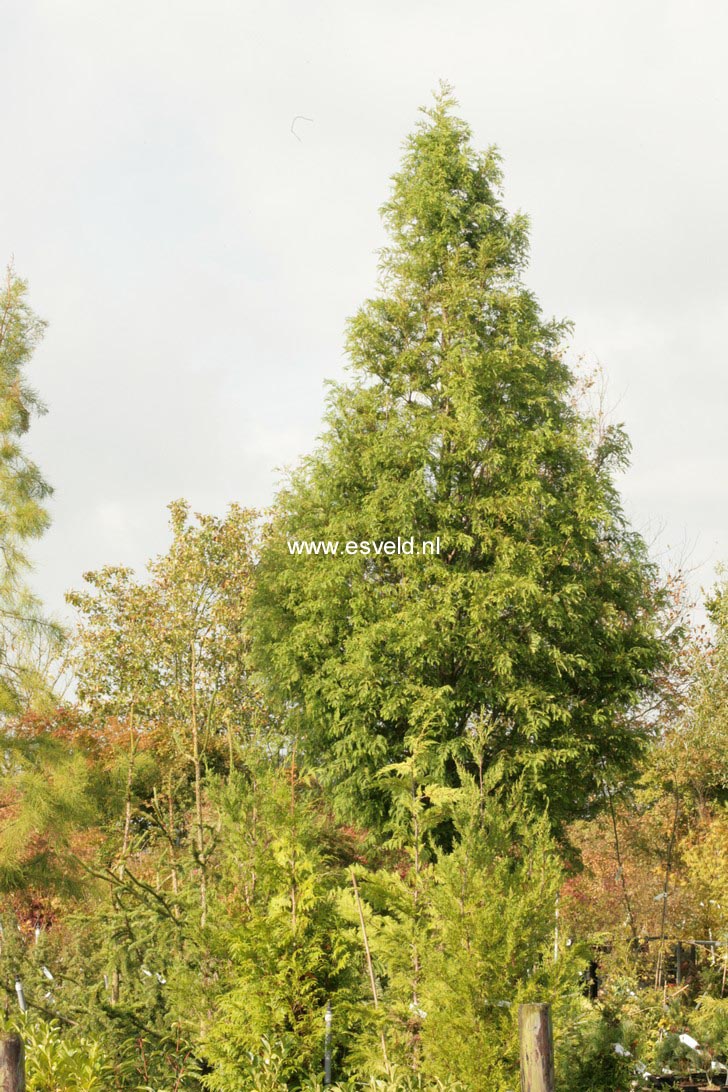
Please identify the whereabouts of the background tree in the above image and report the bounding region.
[56,502,265,1087]
[0,720,101,898]
[252,88,670,834]
[0,265,59,714]
[69,501,263,925]
[564,576,728,982]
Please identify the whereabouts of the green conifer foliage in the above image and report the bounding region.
[418,781,585,1090]
[0,731,98,895]
[201,763,361,1088]
[253,88,668,832]
[0,267,56,713]
[352,736,459,1073]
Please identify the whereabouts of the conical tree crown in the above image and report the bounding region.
[379,89,526,284]
[253,90,667,834]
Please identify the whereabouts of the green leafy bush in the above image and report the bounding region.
[16,1018,114,1092]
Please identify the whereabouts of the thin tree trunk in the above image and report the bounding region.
[119,712,137,879]
[167,770,179,900]
[603,781,638,941]
[411,775,421,1070]
[289,749,297,933]
[112,710,137,1006]
[190,644,207,927]
[655,791,681,989]
[226,718,235,783]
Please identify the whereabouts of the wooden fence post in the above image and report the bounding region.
[518,1003,555,1092]
[0,1033,25,1092]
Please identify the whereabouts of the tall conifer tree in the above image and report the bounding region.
[253,88,668,832]
[0,267,55,712]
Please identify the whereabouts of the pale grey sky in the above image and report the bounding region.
[2,0,726,618]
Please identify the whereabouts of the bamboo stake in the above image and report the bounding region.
[351,871,390,1077]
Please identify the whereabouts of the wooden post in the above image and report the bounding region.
[519,1003,555,1092]
[0,1033,25,1092]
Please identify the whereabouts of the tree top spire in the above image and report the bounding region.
[378,86,528,292]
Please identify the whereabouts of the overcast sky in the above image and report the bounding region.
[2,0,726,621]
